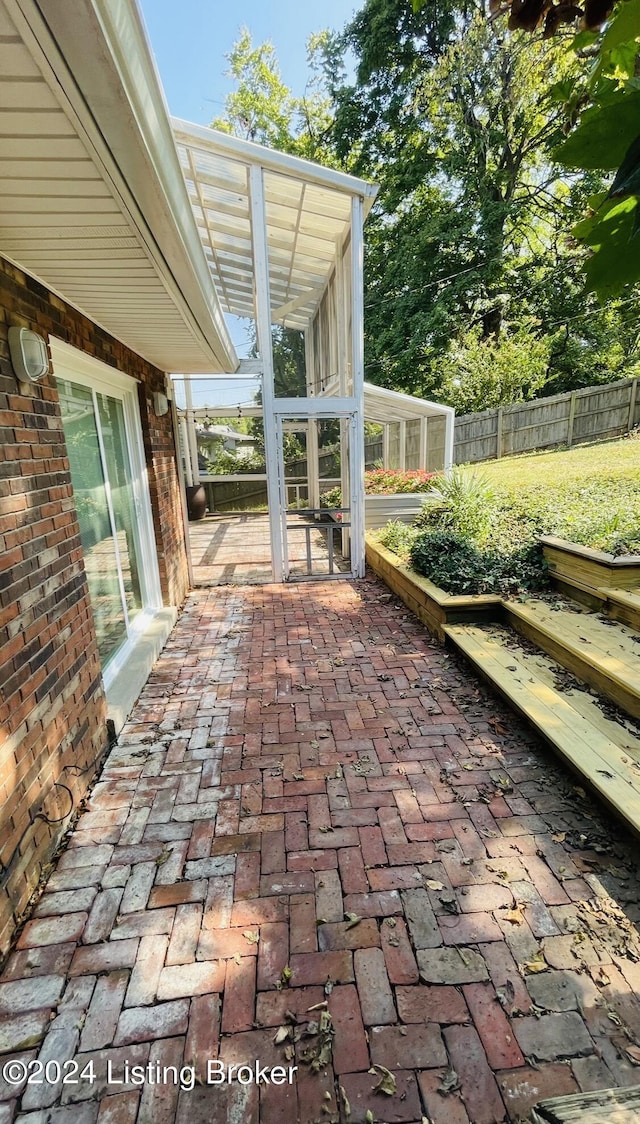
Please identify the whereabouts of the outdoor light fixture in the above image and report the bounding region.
[153,391,169,416]
[8,327,49,383]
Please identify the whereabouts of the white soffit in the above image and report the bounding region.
[0,0,237,373]
[173,120,378,332]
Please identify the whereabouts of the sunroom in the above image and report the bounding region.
[171,122,455,582]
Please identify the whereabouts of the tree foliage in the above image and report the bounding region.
[553,0,640,298]
[332,0,640,404]
[212,12,640,415]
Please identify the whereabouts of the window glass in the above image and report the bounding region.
[96,392,143,619]
[58,380,127,666]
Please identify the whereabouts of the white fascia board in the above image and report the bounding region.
[19,0,237,373]
[172,118,379,215]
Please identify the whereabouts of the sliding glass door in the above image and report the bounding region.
[54,342,161,678]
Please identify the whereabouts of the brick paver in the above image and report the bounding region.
[2,577,640,1123]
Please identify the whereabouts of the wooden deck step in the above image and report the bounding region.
[530,1083,640,1122]
[444,622,640,837]
[503,597,640,720]
[600,586,640,631]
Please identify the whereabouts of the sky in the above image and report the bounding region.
[138,0,358,125]
[138,0,359,395]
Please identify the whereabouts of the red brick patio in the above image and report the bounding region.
[2,576,640,1124]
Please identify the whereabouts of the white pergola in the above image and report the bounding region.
[171,121,454,580]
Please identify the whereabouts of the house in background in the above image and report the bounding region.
[0,0,381,955]
[196,422,256,462]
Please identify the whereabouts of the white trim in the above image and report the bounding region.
[50,338,163,675]
[350,196,366,579]
[249,164,283,583]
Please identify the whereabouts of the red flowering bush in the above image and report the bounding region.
[363,468,436,495]
[321,469,436,510]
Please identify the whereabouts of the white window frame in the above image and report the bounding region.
[50,337,163,687]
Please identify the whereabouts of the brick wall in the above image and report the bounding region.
[0,255,190,956]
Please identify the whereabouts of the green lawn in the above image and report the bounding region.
[462,437,640,555]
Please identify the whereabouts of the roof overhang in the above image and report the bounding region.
[0,0,237,373]
[172,119,378,332]
[363,382,454,424]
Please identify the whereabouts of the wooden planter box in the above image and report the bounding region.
[365,536,502,641]
[541,535,640,602]
[364,493,426,530]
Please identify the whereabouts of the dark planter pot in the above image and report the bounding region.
[186,484,207,521]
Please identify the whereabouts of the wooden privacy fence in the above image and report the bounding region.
[453,377,640,464]
[202,437,384,512]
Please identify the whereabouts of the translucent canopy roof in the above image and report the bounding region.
[172,120,377,332]
[363,383,454,424]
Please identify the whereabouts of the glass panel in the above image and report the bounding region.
[58,381,127,666]
[96,393,143,619]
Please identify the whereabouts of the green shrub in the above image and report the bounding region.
[409,530,548,596]
[320,485,342,509]
[377,520,419,559]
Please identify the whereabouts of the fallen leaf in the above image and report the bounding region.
[324,978,334,995]
[439,893,460,915]
[274,1025,291,1045]
[501,907,525,925]
[488,717,508,735]
[340,1085,351,1117]
[243,930,259,944]
[438,1067,461,1095]
[496,979,516,1009]
[523,952,548,975]
[425,879,445,891]
[551,832,566,843]
[372,1064,397,1096]
[344,912,362,930]
[280,966,292,987]
[365,1112,375,1124]
[624,1046,640,1065]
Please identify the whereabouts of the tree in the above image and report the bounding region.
[428,0,640,300]
[212,28,340,165]
[331,0,640,400]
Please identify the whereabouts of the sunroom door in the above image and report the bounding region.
[273,401,363,581]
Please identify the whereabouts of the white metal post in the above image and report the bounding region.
[382,425,390,470]
[399,420,407,471]
[249,163,284,582]
[184,378,200,485]
[307,418,320,510]
[350,196,366,578]
[179,414,193,488]
[419,417,428,472]
[172,399,194,587]
[444,408,455,474]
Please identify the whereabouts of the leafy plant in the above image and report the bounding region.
[377,520,419,559]
[409,530,548,595]
[415,468,497,546]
